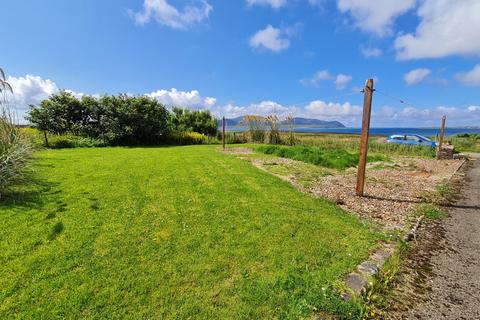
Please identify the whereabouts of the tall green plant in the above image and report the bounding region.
[284,115,297,146]
[0,67,32,195]
[265,115,282,145]
[241,115,265,143]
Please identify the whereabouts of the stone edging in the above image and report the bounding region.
[342,159,468,300]
[342,241,397,300]
[342,216,425,299]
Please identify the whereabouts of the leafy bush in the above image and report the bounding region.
[168,131,209,145]
[95,95,170,145]
[27,92,171,146]
[169,107,217,136]
[256,145,387,170]
[47,135,106,149]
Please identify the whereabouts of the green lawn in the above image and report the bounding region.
[0,146,381,319]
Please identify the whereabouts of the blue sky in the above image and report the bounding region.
[1,0,480,126]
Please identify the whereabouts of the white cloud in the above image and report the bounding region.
[217,100,298,118]
[403,68,431,86]
[377,105,480,124]
[334,74,352,90]
[300,70,332,87]
[468,105,480,113]
[395,0,480,60]
[455,65,480,86]
[7,75,59,112]
[305,100,362,119]
[249,25,293,52]
[301,70,351,89]
[361,47,382,58]
[337,0,416,37]
[131,0,212,30]
[247,0,287,9]
[7,74,218,121]
[146,88,217,108]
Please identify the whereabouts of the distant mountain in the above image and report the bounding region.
[218,116,345,128]
[285,117,345,128]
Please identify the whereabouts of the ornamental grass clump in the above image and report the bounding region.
[241,115,266,143]
[0,68,32,196]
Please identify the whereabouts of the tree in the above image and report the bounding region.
[26,91,84,143]
[169,107,217,136]
[96,95,170,145]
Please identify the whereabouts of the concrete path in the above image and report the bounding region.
[389,158,480,319]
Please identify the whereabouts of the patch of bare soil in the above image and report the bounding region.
[309,158,464,230]
[386,159,480,319]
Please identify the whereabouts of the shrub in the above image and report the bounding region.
[97,95,170,145]
[27,93,171,146]
[168,131,209,145]
[47,135,106,149]
[169,107,217,136]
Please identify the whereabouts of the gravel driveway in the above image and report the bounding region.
[388,157,480,319]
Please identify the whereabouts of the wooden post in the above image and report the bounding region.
[222,116,226,150]
[436,115,446,159]
[356,78,374,196]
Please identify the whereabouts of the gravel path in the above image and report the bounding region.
[389,158,480,319]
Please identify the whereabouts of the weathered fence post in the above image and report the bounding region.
[222,116,226,150]
[436,115,446,160]
[356,78,374,196]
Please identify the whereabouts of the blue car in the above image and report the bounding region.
[385,134,438,148]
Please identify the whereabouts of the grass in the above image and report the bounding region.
[256,145,388,170]
[359,243,406,319]
[286,133,436,158]
[449,133,480,153]
[416,204,448,220]
[0,145,382,319]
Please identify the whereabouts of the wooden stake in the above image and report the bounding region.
[222,116,226,150]
[437,115,446,159]
[356,79,374,196]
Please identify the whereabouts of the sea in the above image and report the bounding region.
[289,127,480,137]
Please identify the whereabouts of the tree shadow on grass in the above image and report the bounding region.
[0,177,59,211]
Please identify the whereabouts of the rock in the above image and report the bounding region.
[346,273,368,294]
[371,249,392,267]
[358,261,379,276]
